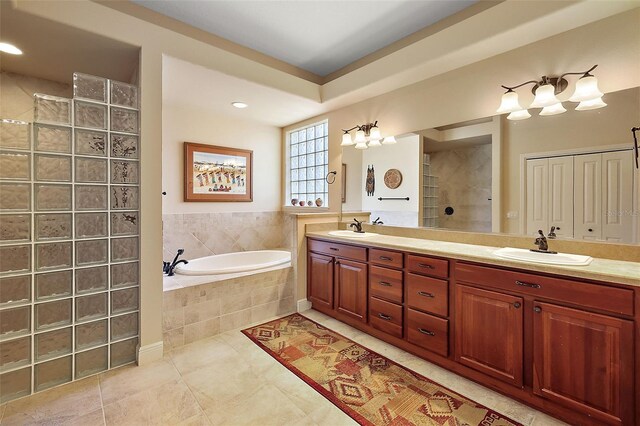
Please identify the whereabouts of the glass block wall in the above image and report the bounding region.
[0,73,140,403]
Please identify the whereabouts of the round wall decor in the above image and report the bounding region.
[383,169,403,189]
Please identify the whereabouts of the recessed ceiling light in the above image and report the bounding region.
[0,42,23,55]
[232,102,248,109]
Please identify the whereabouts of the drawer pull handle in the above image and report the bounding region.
[379,256,392,261]
[513,302,521,309]
[515,280,541,289]
[379,281,392,287]
[418,263,434,269]
[378,313,392,321]
[418,328,435,336]
[417,291,434,298]
[329,247,339,251]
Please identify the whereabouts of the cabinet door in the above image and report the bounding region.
[601,150,634,243]
[455,285,524,387]
[335,259,367,322]
[533,302,634,425]
[574,153,602,240]
[548,156,574,238]
[308,252,334,311]
[526,158,549,236]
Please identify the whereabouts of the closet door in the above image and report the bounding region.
[526,159,548,236]
[548,156,574,238]
[574,154,602,240]
[601,151,634,243]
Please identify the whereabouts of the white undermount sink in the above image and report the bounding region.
[328,230,379,238]
[493,247,593,266]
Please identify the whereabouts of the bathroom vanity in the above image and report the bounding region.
[306,232,640,426]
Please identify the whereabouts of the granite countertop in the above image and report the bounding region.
[306,231,640,288]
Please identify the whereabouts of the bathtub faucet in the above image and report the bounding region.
[163,249,189,276]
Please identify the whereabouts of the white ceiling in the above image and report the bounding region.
[162,56,329,127]
[133,0,476,77]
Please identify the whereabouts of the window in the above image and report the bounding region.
[286,120,329,207]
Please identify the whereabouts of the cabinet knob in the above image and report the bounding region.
[556,226,560,230]
[378,313,392,321]
[588,228,593,232]
[513,302,521,309]
[418,328,435,336]
[534,306,542,313]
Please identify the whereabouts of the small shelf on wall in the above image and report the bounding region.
[422,153,439,228]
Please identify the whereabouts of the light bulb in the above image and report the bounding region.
[0,43,22,55]
[539,102,567,116]
[530,84,560,108]
[369,127,381,141]
[354,141,368,150]
[569,75,603,102]
[496,90,523,114]
[575,97,607,111]
[506,109,531,121]
[382,136,397,145]
[354,130,366,143]
[341,133,353,146]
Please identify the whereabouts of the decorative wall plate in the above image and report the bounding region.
[384,169,403,189]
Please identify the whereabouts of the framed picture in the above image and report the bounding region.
[184,142,253,202]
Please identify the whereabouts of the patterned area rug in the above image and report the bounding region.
[242,313,522,426]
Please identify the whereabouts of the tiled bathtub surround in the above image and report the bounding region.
[162,211,294,261]
[0,72,140,404]
[162,267,295,349]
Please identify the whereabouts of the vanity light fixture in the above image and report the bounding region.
[497,64,606,120]
[0,42,22,55]
[341,121,395,149]
[231,101,248,109]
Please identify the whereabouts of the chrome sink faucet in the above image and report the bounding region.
[548,226,557,239]
[349,218,364,233]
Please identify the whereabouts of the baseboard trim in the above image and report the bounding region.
[137,341,164,365]
[297,298,312,312]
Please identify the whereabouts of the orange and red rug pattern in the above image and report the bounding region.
[242,314,521,426]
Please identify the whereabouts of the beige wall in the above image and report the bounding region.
[162,102,282,214]
[283,9,640,218]
[502,87,640,234]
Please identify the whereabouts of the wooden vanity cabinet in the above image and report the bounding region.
[307,237,637,426]
[454,285,524,387]
[307,239,367,322]
[335,259,367,322]
[307,252,334,311]
[532,301,634,425]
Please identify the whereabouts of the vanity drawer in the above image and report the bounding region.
[369,248,403,269]
[455,262,634,316]
[369,265,403,304]
[308,239,366,262]
[407,309,449,357]
[369,296,403,338]
[406,274,448,317]
[407,254,449,279]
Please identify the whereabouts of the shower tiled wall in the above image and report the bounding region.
[0,73,140,403]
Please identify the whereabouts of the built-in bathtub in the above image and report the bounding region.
[162,250,294,349]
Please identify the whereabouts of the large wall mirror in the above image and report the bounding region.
[340,86,640,244]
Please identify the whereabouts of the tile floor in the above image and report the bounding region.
[0,309,568,425]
